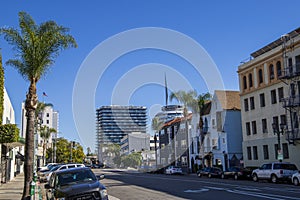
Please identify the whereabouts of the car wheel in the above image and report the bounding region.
[293,177,299,186]
[252,174,258,182]
[234,174,238,180]
[221,173,225,179]
[208,173,212,178]
[271,174,278,183]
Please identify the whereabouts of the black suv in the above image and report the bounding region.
[45,167,108,200]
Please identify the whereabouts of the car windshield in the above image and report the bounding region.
[50,165,62,172]
[57,170,97,186]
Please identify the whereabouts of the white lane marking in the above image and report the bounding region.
[227,189,300,200]
[108,195,121,200]
[184,189,209,193]
[205,186,226,190]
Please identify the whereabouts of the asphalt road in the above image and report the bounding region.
[94,169,300,200]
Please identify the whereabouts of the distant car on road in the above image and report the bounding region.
[291,171,300,186]
[165,166,183,175]
[221,166,252,180]
[45,167,108,200]
[252,162,298,183]
[197,167,222,178]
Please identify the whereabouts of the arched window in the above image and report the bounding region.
[269,64,274,80]
[243,76,247,89]
[258,69,263,84]
[276,61,282,77]
[248,73,253,87]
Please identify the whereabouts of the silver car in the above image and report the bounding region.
[292,171,300,186]
[252,162,298,183]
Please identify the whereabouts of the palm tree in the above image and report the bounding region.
[170,90,197,172]
[0,12,77,199]
[195,93,211,168]
[39,125,56,166]
[151,117,163,168]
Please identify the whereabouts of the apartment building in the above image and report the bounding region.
[238,27,300,168]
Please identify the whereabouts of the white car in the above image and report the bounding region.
[292,171,300,186]
[42,163,85,182]
[38,163,57,171]
[165,166,183,175]
[252,162,298,183]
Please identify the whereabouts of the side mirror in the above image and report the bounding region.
[96,174,105,180]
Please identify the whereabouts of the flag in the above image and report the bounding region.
[43,92,48,97]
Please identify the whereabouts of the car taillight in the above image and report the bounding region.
[280,170,283,174]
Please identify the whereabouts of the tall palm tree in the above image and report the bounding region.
[151,117,163,168]
[0,12,77,199]
[196,93,211,168]
[39,125,57,166]
[170,90,197,172]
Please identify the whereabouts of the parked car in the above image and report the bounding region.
[165,166,183,175]
[221,166,252,180]
[45,167,108,200]
[197,167,222,178]
[40,163,85,182]
[291,171,300,186]
[37,163,58,172]
[252,162,298,183]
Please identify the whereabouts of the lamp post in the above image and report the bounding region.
[154,134,158,169]
[272,122,286,162]
[200,123,208,169]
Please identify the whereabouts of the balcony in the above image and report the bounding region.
[281,95,300,108]
[279,65,300,79]
[285,128,300,143]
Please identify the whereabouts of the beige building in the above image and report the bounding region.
[238,27,300,168]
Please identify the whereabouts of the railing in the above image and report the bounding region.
[281,95,300,107]
[285,128,300,143]
[279,65,300,79]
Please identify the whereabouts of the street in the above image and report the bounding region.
[94,169,300,200]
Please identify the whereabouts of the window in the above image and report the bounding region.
[274,144,279,159]
[250,97,255,110]
[260,93,265,107]
[296,55,300,73]
[181,156,188,166]
[271,90,277,104]
[276,61,282,77]
[282,143,289,159]
[46,113,50,117]
[247,146,252,160]
[46,120,49,124]
[262,118,267,133]
[258,69,263,84]
[278,87,284,102]
[248,73,253,88]
[293,112,299,128]
[181,140,187,148]
[244,99,249,111]
[280,115,286,126]
[243,76,247,89]
[253,146,258,160]
[263,145,269,159]
[288,58,293,74]
[246,122,251,135]
[273,116,279,127]
[269,64,274,80]
[252,121,257,134]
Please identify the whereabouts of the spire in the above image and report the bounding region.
[165,73,168,106]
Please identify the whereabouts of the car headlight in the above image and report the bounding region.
[56,198,65,200]
[100,189,108,198]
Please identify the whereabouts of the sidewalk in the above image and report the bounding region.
[0,173,44,200]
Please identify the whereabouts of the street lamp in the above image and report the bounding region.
[154,134,158,169]
[272,122,286,162]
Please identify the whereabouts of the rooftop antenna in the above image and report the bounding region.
[165,73,168,106]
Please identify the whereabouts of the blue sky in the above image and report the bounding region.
[1,0,300,152]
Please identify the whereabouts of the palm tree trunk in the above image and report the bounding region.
[22,81,38,200]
